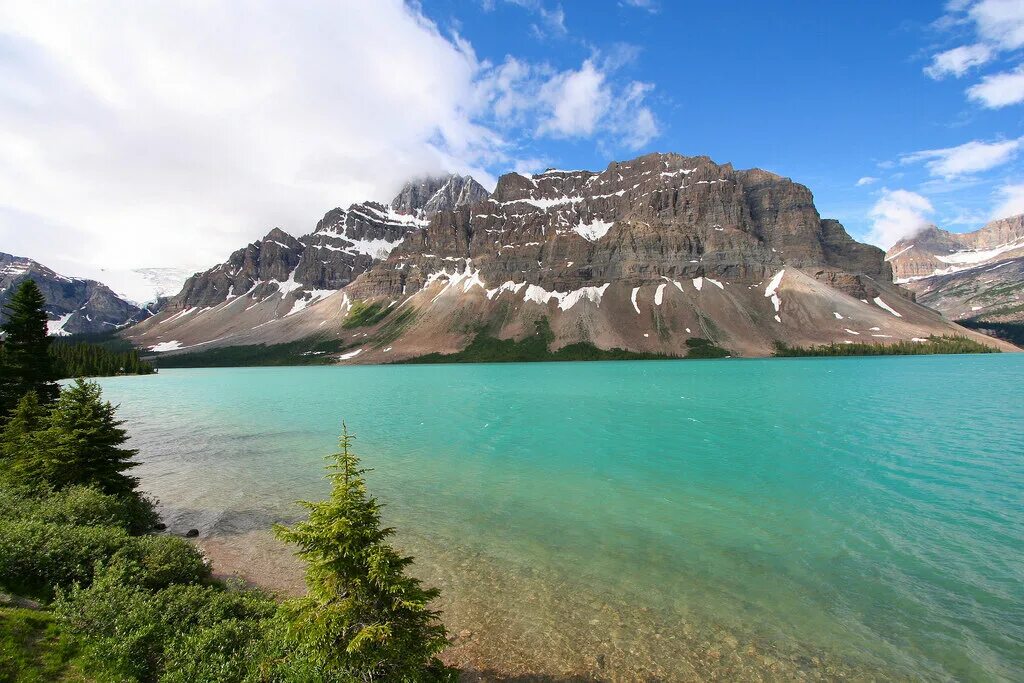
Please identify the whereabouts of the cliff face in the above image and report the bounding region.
[350,153,891,301]
[0,253,144,335]
[885,215,1024,336]
[124,153,1013,359]
[886,216,1024,281]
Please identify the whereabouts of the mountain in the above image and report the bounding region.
[124,154,1012,360]
[0,253,145,335]
[885,215,1024,343]
[390,174,490,219]
[124,180,487,350]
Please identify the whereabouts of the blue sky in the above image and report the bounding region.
[0,0,1021,279]
[419,0,1024,244]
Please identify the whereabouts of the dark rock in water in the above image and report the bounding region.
[185,528,199,538]
[153,522,167,531]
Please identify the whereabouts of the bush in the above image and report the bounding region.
[0,519,128,598]
[160,618,271,683]
[103,535,210,591]
[56,573,277,682]
[0,484,158,536]
[34,485,159,535]
[0,493,197,598]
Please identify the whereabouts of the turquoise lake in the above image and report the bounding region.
[95,355,1024,681]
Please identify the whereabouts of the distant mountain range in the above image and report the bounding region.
[122,154,1015,360]
[0,253,145,335]
[885,215,1024,343]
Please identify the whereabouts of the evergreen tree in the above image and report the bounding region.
[0,280,59,416]
[0,391,48,488]
[49,340,154,379]
[273,424,454,682]
[30,380,141,496]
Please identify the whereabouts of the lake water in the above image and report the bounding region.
[95,356,1024,681]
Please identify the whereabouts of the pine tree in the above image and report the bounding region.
[0,280,59,416]
[0,391,49,488]
[34,379,140,496]
[273,424,455,682]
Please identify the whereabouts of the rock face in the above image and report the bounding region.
[390,174,490,219]
[886,216,1024,281]
[124,153,1013,359]
[885,216,1024,334]
[0,253,144,335]
[352,155,893,302]
[125,176,488,350]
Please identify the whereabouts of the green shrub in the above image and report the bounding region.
[159,618,271,683]
[0,519,128,599]
[0,484,158,535]
[103,535,210,591]
[56,574,277,683]
[341,300,392,328]
[34,486,159,535]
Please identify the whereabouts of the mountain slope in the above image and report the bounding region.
[0,253,144,335]
[124,177,488,350]
[124,154,1013,360]
[886,215,1024,343]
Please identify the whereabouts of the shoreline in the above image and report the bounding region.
[195,529,897,682]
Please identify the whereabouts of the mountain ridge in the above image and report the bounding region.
[0,252,146,335]
[124,153,1014,359]
[885,215,1024,341]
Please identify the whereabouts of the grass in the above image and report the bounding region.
[398,318,729,364]
[341,301,393,329]
[152,336,358,368]
[0,606,92,682]
[372,307,418,347]
[773,335,998,357]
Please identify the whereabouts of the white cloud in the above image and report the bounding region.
[538,60,612,137]
[0,0,659,276]
[867,189,935,248]
[991,182,1024,219]
[923,44,993,79]
[967,64,1024,107]
[856,176,879,187]
[621,0,659,12]
[969,0,1024,50]
[899,138,1022,178]
[478,56,659,149]
[500,0,567,38]
[926,1,1024,107]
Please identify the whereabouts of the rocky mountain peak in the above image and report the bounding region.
[886,213,1024,282]
[391,173,489,219]
[127,151,1010,361]
[0,252,144,335]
